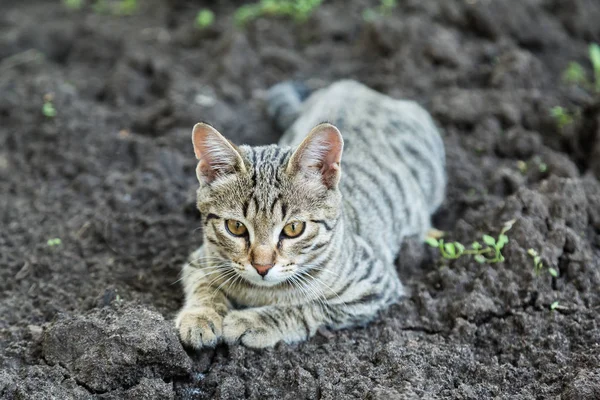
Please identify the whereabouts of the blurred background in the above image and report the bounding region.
[1,1,600,399]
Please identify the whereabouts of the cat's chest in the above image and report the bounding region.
[225,284,306,308]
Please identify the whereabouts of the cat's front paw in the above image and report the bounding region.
[176,307,223,349]
[222,309,281,348]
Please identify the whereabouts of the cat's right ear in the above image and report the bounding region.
[192,123,246,185]
[287,123,344,189]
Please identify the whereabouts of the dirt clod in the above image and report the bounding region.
[42,305,191,393]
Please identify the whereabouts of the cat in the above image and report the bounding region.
[176,80,446,349]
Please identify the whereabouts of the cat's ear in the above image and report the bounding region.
[287,123,344,189]
[192,123,246,184]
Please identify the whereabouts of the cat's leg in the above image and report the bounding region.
[176,287,230,349]
[175,250,233,349]
[222,267,402,348]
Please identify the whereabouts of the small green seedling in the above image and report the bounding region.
[196,9,215,29]
[47,238,62,247]
[92,0,137,16]
[562,43,600,93]
[362,0,396,21]
[562,62,587,86]
[42,95,57,118]
[92,0,108,13]
[517,158,547,175]
[527,248,558,277]
[590,43,600,92]
[426,219,515,264]
[532,156,548,173]
[550,301,560,311]
[538,161,548,173]
[63,0,84,10]
[554,43,600,130]
[550,106,574,130]
[234,0,322,27]
[115,0,137,15]
[527,248,544,274]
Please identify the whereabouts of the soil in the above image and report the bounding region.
[1,0,600,399]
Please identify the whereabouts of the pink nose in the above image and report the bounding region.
[253,263,273,277]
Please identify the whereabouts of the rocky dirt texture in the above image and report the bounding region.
[1,0,599,399]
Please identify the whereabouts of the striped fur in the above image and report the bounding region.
[176,80,446,348]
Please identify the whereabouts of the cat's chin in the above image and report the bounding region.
[239,272,288,288]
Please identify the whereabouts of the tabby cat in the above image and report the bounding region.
[176,80,446,348]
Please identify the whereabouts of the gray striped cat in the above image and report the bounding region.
[176,80,445,349]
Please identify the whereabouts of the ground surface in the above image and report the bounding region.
[1,0,600,399]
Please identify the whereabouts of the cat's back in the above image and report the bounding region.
[280,80,445,211]
[281,81,437,146]
[279,80,446,261]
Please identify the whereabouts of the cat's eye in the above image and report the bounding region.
[282,221,306,238]
[225,220,247,236]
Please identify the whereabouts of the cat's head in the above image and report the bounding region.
[191,122,344,287]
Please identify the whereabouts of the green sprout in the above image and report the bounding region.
[562,62,587,86]
[527,248,558,277]
[234,0,322,27]
[115,0,137,16]
[528,248,544,274]
[532,156,548,173]
[562,43,600,93]
[92,0,108,13]
[62,0,84,10]
[47,238,62,247]
[42,96,57,118]
[362,0,397,21]
[527,249,560,312]
[590,43,600,93]
[518,158,547,174]
[550,106,574,130]
[92,0,137,16]
[554,43,600,131]
[196,9,215,29]
[426,220,515,264]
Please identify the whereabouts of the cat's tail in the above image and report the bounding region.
[266,81,311,132]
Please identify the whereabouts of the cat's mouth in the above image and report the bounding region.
[236,263,295,287]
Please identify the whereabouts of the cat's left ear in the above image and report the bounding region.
[192,123,246,185]
[287,123,344,189]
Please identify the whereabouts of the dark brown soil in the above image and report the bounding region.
[1,1,600,399]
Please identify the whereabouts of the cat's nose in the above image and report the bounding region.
[253,263,273,277]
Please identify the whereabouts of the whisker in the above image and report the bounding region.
[170,276,185,286]
[230,273,244,293]
[205,269,235,288]
[294,273,328,309]
[187,257,229,266]
[180,263,232,287]
[211,271,239,301]
[195,265,232,272]
[289,274,320,308]
[301,263,340,275]
[184,267,233,292]
[288,274,310,301]
[304,272,346,306]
